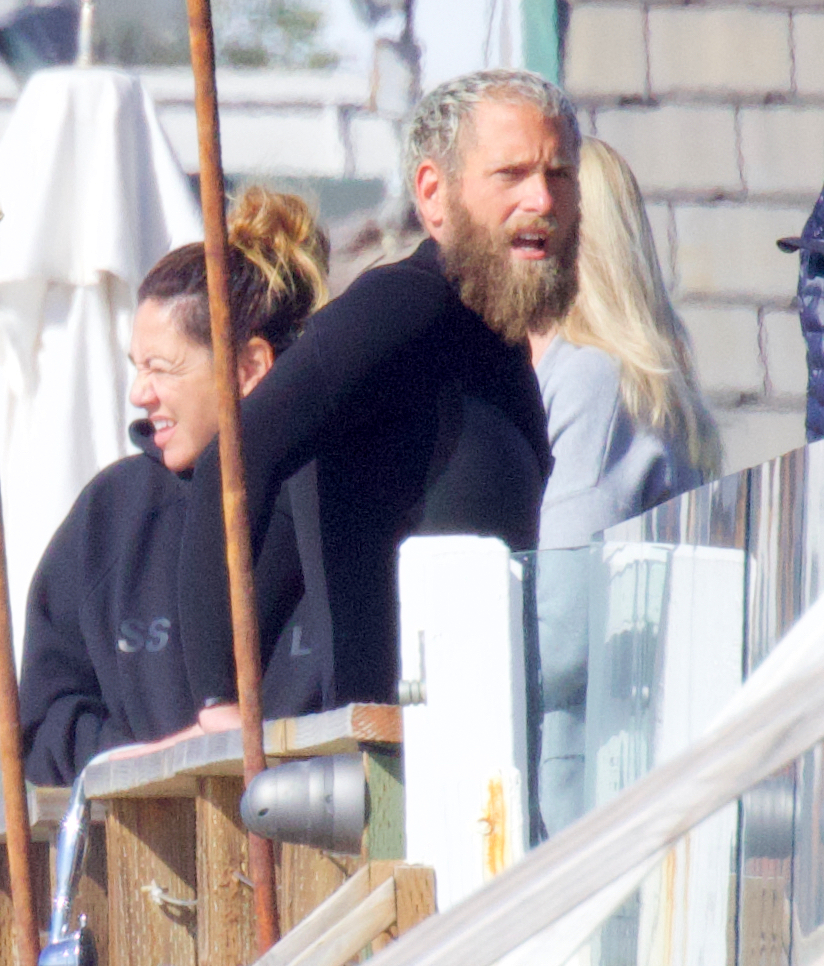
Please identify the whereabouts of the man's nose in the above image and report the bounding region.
[520,173,553,215]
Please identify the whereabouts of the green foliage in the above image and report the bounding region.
[214,0,340,70]
[95,0,339,70]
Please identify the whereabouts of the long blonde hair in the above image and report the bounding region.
[560,137,722,479]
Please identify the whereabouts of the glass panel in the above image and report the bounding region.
[521,474,751,965]
[790,441,824,965]
[514,442,824,964]
[736,448,806,966]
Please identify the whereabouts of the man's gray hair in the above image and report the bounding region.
[404,69,581,195]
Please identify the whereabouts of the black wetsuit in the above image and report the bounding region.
[179,239,550,710]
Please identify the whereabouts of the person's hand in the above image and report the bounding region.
[107,722,205,760]
[104,704,241,762]
[197,702,242,733]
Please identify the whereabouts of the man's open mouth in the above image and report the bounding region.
[511,231,550,253]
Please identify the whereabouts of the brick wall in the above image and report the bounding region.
[563,0,819,473]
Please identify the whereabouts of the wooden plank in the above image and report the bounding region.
[261,863,431,966]
[26,788,72,841]
[106,799,196,966]
[83,705,400,800]
[351,706,402,746]
[0,842,50,966]
[364,750,404,861]
[196,777,255,966]
[287,876,396,966]
[259,865,371,966]
[277,845,360,936]
[368,862,401,954]
[0,787,72,843]
[393,866,436,935]
[270,705,401,758]
[0,848,14,966]
[738,864,791,965]
[92,777,199,801]
[72,822,108,966]
[84,754,201,799]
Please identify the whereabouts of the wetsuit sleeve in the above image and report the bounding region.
[19,519,131,786]
[179,263,450,706]
[256,483,304,671]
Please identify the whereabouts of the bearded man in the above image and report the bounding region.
[409,78,579,343]
[177,70,582,717]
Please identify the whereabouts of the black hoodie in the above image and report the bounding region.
[20,421,323,786]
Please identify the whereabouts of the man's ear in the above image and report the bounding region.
[237,336,275,397]
[415,160,448,241]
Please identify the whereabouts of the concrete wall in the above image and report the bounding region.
[563,0,817,473]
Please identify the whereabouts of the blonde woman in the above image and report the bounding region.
[532,138,721,837]
[530,136,721,550]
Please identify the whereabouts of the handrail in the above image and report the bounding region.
[363,591,824,966]
[81,703,401,799]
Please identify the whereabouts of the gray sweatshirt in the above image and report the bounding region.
[535,334,702,549]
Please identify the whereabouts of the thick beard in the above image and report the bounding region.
[440,196,579,344]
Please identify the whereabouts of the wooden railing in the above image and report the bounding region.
[0,703,435,966]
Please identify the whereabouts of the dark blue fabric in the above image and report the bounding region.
[798,249,824,442]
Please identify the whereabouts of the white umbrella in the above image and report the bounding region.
[0,65,202,665]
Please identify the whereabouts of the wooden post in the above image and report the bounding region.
[196,777,255,966]
[393,866,436,935]
[277,846,360,937]
[363,750,405,861]
[0,842,50,966]
[106,799,196,966]
[184,0,277,952]
[70,823,108,966]
[0,495,40,966]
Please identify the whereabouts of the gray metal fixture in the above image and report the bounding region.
[241,754,366,855]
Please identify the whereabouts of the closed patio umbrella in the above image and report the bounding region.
[0,66,201,661]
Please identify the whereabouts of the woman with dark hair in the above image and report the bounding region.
[19,188,329,785]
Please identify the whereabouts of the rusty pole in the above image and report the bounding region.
[0,495,40,966]
[184,0,279,952]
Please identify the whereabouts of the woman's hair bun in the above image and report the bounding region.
[228,186,329,315]
[138,185,329,355]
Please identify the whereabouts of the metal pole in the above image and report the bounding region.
[0,493,40,966]
[184,0,279,952]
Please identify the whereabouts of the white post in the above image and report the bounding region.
[399,535,528,912]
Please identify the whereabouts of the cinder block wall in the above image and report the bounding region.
[131,73,403,185]
[563,0,819,473]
